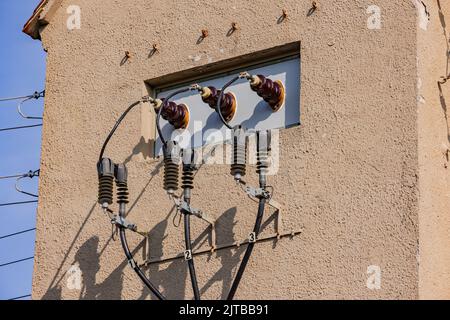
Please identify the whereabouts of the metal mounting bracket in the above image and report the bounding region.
[244,186,271,199]
[174,198,217,251]
[112,215,137,232]
[139,229,302,267]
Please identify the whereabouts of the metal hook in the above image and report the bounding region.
[17,90,45,120]
[15,170,40,198]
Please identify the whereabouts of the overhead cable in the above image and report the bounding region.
[0,228,36,240]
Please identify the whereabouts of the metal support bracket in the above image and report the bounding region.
[112,215,138,233]
[175,198,217,252]
[243,185,284,238]
[139,229,302,267]
[245,186,270,199]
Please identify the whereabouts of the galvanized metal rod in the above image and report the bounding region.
[140,230,301,267]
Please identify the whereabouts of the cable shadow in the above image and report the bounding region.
[75,236,123,299]
[437,0,450,143]
[438,82,450,143]
[437,0,449,77]
[198,206,279,299]
[240,100,273,129]
[199,207,243,299]
[74,234,150,299]
[42,202,97,299]
[137,210,189,300]
[42,162,162,299]
[124,137,156,164]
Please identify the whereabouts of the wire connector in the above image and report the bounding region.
[245,186,271,199]
[112,215,137,232]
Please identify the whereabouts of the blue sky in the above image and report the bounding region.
[0,0,46,300]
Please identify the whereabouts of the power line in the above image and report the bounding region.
[0,123,42,132]
[0,200,38,207]
[0,174,24,180]
[0,228,36,240]
[0,256,34,268]
[0,169,40,180]
[0,90,44,102]
[8,294,31,300]
[0,95,35,102]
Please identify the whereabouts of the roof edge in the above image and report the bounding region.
[23,0,62,40]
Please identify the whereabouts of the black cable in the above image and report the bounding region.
[98,100,142,162]
[98,102,166,299]
[156,87,192,147]
[227,198,266,300]
[217,76,240,129]
[0,256,34,268]
[0,228,36,240]
[8,294,31,300]
[184,198,201,300]
[0,200,38,207]
[118,228,166,300]
[0,124,42,132]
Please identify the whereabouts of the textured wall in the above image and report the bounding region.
[28,0,436,299]
[417,0,450,299]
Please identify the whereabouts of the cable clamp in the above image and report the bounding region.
[178,201,202,217]
[190,83,202,91]
[239,71,252,80]
[112,215,138,232]
[24,169,40,178]
[32,90,45,99]
[245,186,271,199]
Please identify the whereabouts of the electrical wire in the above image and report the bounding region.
[0,256,34,268]
[0,90,45,102]
[216,76,240,129]
[227,197,266,300]
[0,174,25,180]
[0,124,42,132]
[119,227,166,300]
[15,170,40,198]
[8,294,31,300]
[17,91,45,120]
[0,200,38,207]
[0,228,36,240]
[184,198,201,300]
[0,169,39,181]
[98,100,142,162]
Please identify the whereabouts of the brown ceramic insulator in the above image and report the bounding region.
[250,75,285,111]
[201,86,237,122]
[160,100,190,129]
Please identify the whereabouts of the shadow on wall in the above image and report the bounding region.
[136,207,248,300]
[41,154,163,299]
[199,208,244,299]
[437,0,450,143]
[41,204,252,299]
[41,199,279,299]
[123,137,155,164]
[40,137,280,300]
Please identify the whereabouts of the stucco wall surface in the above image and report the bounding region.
[417,0,450,299]
[29,0,430,299]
